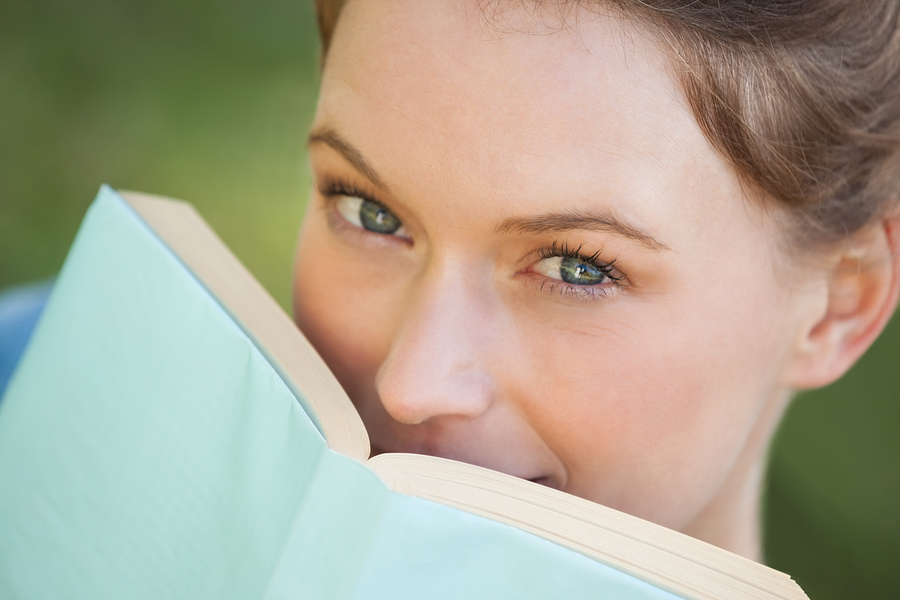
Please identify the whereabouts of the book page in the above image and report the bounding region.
[121,190,370,463]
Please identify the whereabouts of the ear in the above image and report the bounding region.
[785,207,900,389]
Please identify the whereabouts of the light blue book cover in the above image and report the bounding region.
[0,187,800,600]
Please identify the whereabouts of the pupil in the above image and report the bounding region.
[560,256,605,285]
[359,200,401,234]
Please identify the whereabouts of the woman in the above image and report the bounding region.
[291,0,900,562]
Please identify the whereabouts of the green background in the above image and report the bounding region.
[1,1,897,598]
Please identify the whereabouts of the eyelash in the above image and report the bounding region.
[534,241,625,301]
[318,177,379,207]
[317,175,625,301]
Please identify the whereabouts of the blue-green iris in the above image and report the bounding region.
[559,256,606,285]
[359,200,402,234]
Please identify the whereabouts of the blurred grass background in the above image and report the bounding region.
[0,0,318,307]
[1,1,897,597]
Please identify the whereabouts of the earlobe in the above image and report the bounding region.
[786,208,900,389]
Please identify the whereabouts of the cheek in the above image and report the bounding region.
[506,290,789,526]
[292,217,401,401]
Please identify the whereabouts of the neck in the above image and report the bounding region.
[681,388,793,562]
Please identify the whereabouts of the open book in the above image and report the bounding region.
[0,186,808,599]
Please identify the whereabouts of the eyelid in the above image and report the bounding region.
[317,175,383,206]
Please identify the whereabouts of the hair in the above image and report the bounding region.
[313,0,900,248]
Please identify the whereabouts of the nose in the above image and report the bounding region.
[374,262,498,426]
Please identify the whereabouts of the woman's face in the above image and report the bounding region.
[293,0,817,533]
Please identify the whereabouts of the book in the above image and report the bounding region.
[0,186,809,600]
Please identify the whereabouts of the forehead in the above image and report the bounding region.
[317,0,751,240]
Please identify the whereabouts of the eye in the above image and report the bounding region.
[335,195,408,237]
[535,255,611,285]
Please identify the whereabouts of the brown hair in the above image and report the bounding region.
[313,0,900,247]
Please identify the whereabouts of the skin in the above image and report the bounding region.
[292,0,899,560]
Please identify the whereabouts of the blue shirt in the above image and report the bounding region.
[0,281,53,399]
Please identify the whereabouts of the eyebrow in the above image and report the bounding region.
[495,210,670,251]
[308,127,388,190]
[308,127,667,251]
